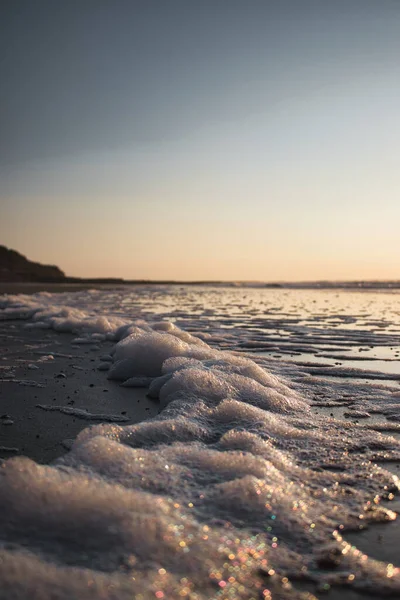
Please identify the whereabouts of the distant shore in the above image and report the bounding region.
[1,280,400,296]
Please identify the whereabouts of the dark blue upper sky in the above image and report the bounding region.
[2,0,398,165]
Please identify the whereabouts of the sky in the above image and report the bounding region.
[1,0,399,281]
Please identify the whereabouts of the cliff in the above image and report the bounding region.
[0,246,65,282]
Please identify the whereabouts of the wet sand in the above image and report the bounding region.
[0,320,158,463]
[1,318,400,599]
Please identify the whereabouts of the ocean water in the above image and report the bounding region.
[1,286,400,599]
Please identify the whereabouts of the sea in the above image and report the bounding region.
[1,285,400,600]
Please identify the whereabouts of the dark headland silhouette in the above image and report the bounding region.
[0,245,399,289]
[0,245,126,284]
[0,245,66,282]
[0,245,281,287]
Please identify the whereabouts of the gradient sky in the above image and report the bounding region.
[1,0,399,281]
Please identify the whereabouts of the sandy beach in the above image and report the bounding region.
[0,319,158,463]
[3,1,399,596]
[1,286,400,600]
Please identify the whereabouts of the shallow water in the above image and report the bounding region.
[1,286,400,599]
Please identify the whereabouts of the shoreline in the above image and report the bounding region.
[1,314,400,599]
[1,281,400,297]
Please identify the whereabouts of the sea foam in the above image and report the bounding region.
[1,288,400,599]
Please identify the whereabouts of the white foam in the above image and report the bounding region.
[112,331,210,377]
[0,378,46,388]
[1,288,400,598]
[36,405,130,422]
